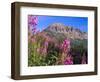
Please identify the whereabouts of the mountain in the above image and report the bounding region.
[43,23,87,41]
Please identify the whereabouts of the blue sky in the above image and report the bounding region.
[36,15,88,32]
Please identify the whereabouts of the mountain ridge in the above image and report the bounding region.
[43,23,87,40]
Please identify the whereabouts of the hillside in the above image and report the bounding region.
[43,23,87,41]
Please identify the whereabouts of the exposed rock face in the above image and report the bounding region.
[48,23,66,32]
[44,23,87,40]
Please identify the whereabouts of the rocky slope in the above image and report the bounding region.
[43,23,87,40]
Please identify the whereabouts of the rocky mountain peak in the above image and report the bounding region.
[44,23,87,40]
[47,23,66,32]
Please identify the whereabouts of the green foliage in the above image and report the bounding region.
[45,43,59,65]
[45,51,58,65]
[28,30,88,66]
[28,39,46,66]
[71,39,87,55]
[28,38,88,66]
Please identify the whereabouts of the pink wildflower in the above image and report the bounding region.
[28,15,38,34]
[28,15,38,27]
[64,55,73,65]
[81,53,86,64]
[31,38,35,43]
[44,41,48,47]
[60,39,70,53]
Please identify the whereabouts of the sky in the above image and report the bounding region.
[32,15,88,32]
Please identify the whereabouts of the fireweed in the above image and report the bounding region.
[58,39,73,65]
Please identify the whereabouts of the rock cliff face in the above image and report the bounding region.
[44,23,87,40]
